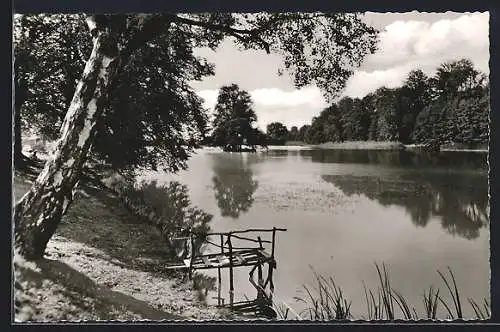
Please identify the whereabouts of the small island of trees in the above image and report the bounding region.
[205,84,268,152]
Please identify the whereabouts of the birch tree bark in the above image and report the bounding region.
[13,67,25,169]
[14,15,122,259]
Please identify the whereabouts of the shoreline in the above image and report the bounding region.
[281,141,488,153]
[13,174,237,322]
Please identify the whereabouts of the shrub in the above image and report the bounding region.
[102,174,212,258]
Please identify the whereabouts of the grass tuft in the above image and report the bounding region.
[296,263,487,321]
[437,267,463,319]
[423,286,440,319]
[468,297,490,319]
[294,266,351,320]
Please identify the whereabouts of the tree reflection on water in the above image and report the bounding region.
[322,171,489,240]
[210,153,259,218]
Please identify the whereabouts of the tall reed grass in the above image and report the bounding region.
[284,263,489,321]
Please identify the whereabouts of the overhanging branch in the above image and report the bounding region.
[169,14,271,54]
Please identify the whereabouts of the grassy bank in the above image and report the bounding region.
[13,171,236,322]
[282,140,487,152]
[308,141,405,150]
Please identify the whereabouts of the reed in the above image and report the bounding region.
[293,266,351,320]
[468,298,490,320]
[423,286,440,319]
[274,302,290,320]
[437,267,463,319]
[293,263,488,321]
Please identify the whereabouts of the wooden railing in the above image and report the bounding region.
[170,227,286,308]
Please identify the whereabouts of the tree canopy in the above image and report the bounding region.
[14,12,379,166]
[209,84,267,151]
[13,12,380,259]
[14,13,214,173]
[14,14,92,140]
[266,122,289,145]
[300,59,489,147]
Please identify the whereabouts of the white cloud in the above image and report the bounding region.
[343,12,489,98]
[342,67,410,99]
[196,89,218,111]
[251,87,326,109]
[197,87,327,130]
[196,12,490,127]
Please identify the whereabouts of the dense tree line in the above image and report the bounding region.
[263,59,488,147]
[300,59,489,147]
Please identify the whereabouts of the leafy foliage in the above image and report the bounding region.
[266,122,289,145]
[14,14,216,173]
[13,14,92,140]
[231,13,378,101]
[302,59,489,147]
[92,24,215,172]
[288,126,300,141]
[15,12,379,163]
[209,84,267,150]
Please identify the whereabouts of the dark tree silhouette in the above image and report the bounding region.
[266,122,289,145]
[298,59,488,149]
[210,154,259,219]
[210,84,265,152]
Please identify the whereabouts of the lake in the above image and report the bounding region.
[139,147,490,319]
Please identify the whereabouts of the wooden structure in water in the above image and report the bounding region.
[166,227,286,317]
[222,145,257,153]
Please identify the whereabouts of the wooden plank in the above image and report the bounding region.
[201,256,213,267]
[205,228,287,236]
[216,255,230,266]
[239,250,256,257]
[228,234,234,307]
[189,262,264,270]
[259,250,272,259]
[231,234,272,244]
[165,264,189,270]
[234,253,246,264]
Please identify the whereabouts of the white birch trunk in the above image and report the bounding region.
[14,17,121,260]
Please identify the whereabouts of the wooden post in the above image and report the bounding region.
[228,232,234,307]
[257,236,263,249]
[257,261,264,302]
[271,227,276,259]
[268,262,274,301]
[218,234,223,306]
[269,227,277,302]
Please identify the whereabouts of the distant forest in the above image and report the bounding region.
[207,58,489,149]
[278,59,490,147]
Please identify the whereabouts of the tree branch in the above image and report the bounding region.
[169,14,271,54]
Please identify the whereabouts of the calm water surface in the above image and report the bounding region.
[140,147,489,319]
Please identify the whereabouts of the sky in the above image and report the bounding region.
[192,11,490,131]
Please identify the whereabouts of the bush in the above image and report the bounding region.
[102,174,212,258]
[137,179,212,238]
